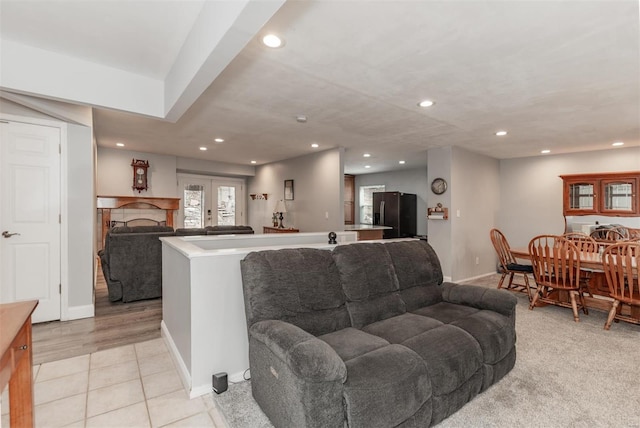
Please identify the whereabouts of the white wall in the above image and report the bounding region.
[499,147,640,248]
[247,148,344,233]
[451,147,500,281]
[67,124,95,310]
[427,147,453,279]
[354,167,429,236]
[97,147,179,197]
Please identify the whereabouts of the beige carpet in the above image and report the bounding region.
[214,274,640,427]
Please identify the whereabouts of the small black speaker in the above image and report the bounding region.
[212,372,228,394]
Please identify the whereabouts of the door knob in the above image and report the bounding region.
[2,231,20,238]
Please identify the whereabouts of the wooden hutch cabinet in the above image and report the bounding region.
[560,171,640,216]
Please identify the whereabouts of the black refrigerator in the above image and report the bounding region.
[373,192,417,239]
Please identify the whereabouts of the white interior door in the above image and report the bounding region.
[0,121,61,323]
[178,175,245,228]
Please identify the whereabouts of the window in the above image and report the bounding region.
[183,184,205,228]
[359,185,385,224]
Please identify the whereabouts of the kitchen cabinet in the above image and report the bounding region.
[561,172,639,216]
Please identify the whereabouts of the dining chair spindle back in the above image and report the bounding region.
[490,229,534,300]
[602,242,640,330]
[528,235,588,322]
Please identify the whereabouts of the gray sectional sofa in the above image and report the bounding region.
[240,239,517,428]
[99,225,254,302]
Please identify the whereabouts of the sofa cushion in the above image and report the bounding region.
[411,301,480,324]
[318,328,389,362]
[343,344,432,428]
[362,313,443,344]
[451,310,516,365]
[108,225,174,234]
[402,324,483,396]
[332,243,405,328]
[240,248,350,336]
[385,240,444,311]
[207,225,254,235]
[174,228,208,236]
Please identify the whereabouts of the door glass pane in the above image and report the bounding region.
[604,182,632,211]
[359,185,385,224]
[217,186,236,225]
[568,183,593,210]
[183,184,204,228]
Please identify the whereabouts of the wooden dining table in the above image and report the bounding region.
[510,247,604,270]
[510,247,638,318]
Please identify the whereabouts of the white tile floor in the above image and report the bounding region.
[1,338,229,428]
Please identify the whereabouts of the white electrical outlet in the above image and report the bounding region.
[475,256,479,265]
[456,209,461,218]
[325,211,329,219]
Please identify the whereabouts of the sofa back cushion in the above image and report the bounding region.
[241,248,351,336]
[207,225,254,235]
[385,240,444,311]
[332,243,406,328]
[175,228,208,236]
[109,225,174,234]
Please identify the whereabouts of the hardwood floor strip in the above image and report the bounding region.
[32,261,162,365]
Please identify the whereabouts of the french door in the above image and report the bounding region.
[0,121,61,323]
[177,175,245,228]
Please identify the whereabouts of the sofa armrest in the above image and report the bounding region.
[441,282,517,317]
[250,320,347,382]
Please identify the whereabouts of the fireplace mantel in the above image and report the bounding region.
[97,195,181,247]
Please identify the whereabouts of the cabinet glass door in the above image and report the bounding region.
[568,182,595,211]
[602,180,636,213]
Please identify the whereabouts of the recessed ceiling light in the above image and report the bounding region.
[364,165,371,169]
[399,160,406,164]
[116,142,125,147]
[311,143,319,148]
[296,115,307,123]
[363,153,371,158]
[418,100,434,107]
[214,138,224,143]
[612,141,624,146]
[541,149,551,154]
[199,147,207,151]
[262,34,283,48]
[496,131,508,136]
[250,160,257,164]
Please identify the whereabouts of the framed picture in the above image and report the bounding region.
[284,179,294,200]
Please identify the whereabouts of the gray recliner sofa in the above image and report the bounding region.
[240,240,517,428]
[100,225,255,302]
[99,226,175,302]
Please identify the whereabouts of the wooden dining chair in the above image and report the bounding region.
[563,232,599,297]
[590,228,626,243]
[490,229,534,300]
[528,235,588,322]
[602,242,640,330]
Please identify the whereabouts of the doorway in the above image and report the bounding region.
[177,174,245,228]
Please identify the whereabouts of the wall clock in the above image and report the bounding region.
[431,177,448,195]
[131,159,149,193]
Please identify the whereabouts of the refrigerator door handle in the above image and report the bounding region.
[380,201,385,225]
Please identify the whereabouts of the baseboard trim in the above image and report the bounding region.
[161,321,193,396]
[458,272,498,283]
[64,304,94,320]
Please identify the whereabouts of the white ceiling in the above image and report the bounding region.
[1,0,638,175]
